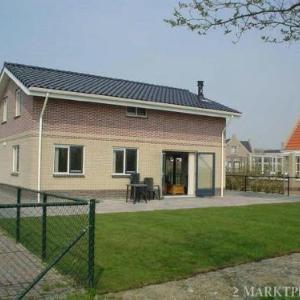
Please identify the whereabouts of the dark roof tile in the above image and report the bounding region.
[241,141,252,153]
[4,62,240,114]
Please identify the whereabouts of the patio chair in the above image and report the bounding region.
[128,173,140,201]
[126,173,147,203]
[144,177,161,200]
[130,173,140,184]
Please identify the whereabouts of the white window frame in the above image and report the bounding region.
[12,145,20,173]
[53,145,85,175]
[112,147,138,175]
[231,146,237,155]
[15,89,22,117]
[126,107,147,118]
[283,155,289,175]
[2,97,7,123]
[296,156,300,177]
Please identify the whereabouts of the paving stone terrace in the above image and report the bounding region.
[94,191,300,214]
[0,230,77,299]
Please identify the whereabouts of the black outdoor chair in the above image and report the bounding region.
[126,173,139,202]
[126,173,147,203]
[144,177,161,200]
[130,173,140,184]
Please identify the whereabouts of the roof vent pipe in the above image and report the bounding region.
[197,81,204,99]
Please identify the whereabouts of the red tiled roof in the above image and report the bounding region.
[285,119,300,150]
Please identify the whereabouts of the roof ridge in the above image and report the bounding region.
[4,62,190,92]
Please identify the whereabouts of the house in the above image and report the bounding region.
[226,135,252,173]
[226,135,285,175]
[0,62,240,199]
[250,149,284,175]
[283,118,300,191]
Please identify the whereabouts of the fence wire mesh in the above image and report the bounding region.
[0,184,94,299]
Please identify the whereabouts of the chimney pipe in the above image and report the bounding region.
[197,81,204,98]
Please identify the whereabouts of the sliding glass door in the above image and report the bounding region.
[196,153,215,197]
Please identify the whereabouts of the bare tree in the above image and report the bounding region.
[165,0,300,43]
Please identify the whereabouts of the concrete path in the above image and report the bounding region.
[104,253,300,300]
[96,191,300,214]
[0,230,75,299]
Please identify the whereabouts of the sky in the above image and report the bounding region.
[0,0,299,149]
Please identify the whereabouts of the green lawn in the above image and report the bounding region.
[1,203,300,294]
[94,203,300,293]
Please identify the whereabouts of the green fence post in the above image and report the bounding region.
[41,194,47,260]
[16,188,21,243]
[244,175,247,192]
[88,199,96,288]
[287,177,290,197]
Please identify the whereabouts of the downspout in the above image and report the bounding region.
[37,93,50,202]
[221,115,233,197]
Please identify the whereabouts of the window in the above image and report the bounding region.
[113,148,137,174]
[2,97,7,123]
[231,146,237,154]
[12,145,20,173]
[252,157,262,174]
[15,89,22,117]
[263,157,272,174]
[126,107,147,117]
[277,157,283,174]
[226,161,232,171]
[283,156,289,175]
[54,145,84,174]
[296,156,300,177]
[233,160,240,170]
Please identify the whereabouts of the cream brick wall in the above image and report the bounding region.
[226,135,250,159]
[0,133,38,189]
[40,133,222,194]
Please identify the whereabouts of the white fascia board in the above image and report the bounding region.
[0,71,7,97]
[2,68,30,95]
[282,150,300,155]
[0,69,5,84]
[29,87,241,119]
[251,153,283,158]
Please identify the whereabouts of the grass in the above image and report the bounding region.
[1,203,300,294]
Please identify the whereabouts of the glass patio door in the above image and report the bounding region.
[196,153,215,197]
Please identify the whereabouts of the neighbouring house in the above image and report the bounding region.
[250,149,284,175]
[0,62,240,198]
[283,118,300,191]
[226,135,252,173]
[226,135,285,175]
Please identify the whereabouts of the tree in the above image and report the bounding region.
[165,0,300,43]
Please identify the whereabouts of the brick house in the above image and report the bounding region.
[0,63,240,198]
[226,135,252,173]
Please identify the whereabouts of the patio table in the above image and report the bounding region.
[126,183,148,203]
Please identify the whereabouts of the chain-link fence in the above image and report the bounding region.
[226,174,300,196]
[0,183,95,299]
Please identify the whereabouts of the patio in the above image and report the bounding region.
[95,191,300,214]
